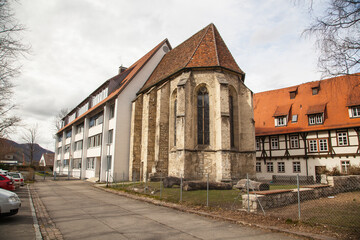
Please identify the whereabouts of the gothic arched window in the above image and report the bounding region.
[174,99,177,146]
[229,95,235,147]
[197,87,209,145]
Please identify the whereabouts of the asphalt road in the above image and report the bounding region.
[33,180,301,240]
[0,185,36,240]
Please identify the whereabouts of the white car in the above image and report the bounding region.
[0,188,21,216]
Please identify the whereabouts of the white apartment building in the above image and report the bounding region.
[54,40,171,182]
[254,74,360,182]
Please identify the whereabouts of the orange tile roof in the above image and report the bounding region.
[57,39,169,134]
[138,23,244,93]
[254,73,360,136]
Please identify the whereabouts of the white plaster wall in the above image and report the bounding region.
[113,41,169,182]
[73,150,82,159]
[72,169,81,178]
[74,133,83,141]
[57,141,62,147]
[88,124,103,137]
[85,170,95,178]
[87,147,101,158]
[64,152,69,159]
[109,118,115,130]
[65,138,71,145]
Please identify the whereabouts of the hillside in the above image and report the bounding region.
[0,138,54,164]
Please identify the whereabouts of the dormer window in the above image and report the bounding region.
[275,116,287,127]
[291,114,298,123]
[349,105,360,118]
[290,91,296,99]
[308,113,323,125]
[312,87,319,95]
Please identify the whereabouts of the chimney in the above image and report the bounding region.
[119,65,127,74]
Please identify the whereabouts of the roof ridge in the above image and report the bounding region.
[184,24,212,68]
[211,24,220,66]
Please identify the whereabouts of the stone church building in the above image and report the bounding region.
[55,24,255,183]
[129,24,255,182]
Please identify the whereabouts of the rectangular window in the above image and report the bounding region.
[86,158,95,169]
[256,162,261,172]
[337,132,348,146]
[290,135,299,149]
[319,139,328,152]
[58,135,63,142]
[290,91,296,99]
[89,112,104,128]
[278,162,285,173]
[57,147,62,156]
[78,102,89,116]
[66,130,72,139]
[88,134,102,148]
[270,137,279,150]
[341,161,350,173]
[64,144,70,153]
[74,140,83,151]
[57,160,61,167]
[73,159,81,169]
[76,123,84,134]
[267,162,274,172]
[312,87,319,95]
[256,138,261,151]
[63,159,69,167]
[309,139,318,152]
[108,129,113,144]
[350,106,360,118]
[293,162,301,173]
[292,114,298,123]
[275,116,287,127]
[106,156,112,170]
[309,114,323,125]
[109,104,115,119]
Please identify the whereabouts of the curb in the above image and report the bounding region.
[94,184,337,240]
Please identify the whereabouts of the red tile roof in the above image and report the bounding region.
[57,39,169,134]
[41,153,54,166]
[254,73,360,136]
[139,23,244,93]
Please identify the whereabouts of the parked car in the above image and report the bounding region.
[0,174,15,191]
[0,188,21,216]
[8,172,24,187]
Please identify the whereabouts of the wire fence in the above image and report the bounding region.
[106,173,360,237]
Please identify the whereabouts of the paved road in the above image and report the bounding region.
[0,185,37,240]
[33,181,300,240]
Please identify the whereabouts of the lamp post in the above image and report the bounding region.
[106,143,110,187]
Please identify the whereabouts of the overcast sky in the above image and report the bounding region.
[10,0,326,151]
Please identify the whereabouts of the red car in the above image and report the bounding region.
[0,174,15,191]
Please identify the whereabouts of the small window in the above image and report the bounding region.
[312,87,319,95]
[293,162,301,173]
[109,104,115,119]
[275,116,287,127]
[341,161,350,173]
[291,114,298,123]
[256,138,261,151]
[267,162,274,172]
[64,144,70,153]
[271,137,279,150]
[278,162,285,173]
[351,106,360,118]
[63,159,69,167]
[290,91,296,99]
[308,139,318,152]
[86,158,95,169]
[319,139,328,152]
[256,162,261,172]
[309,114,323,125]
[66,130,72,139]
[337,132,348,146]
[108,129,113,144]
[76,124,84,134]
[290,135,299,149]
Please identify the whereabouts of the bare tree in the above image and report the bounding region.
[0,0,29,137]
[53,108,68,133]
[22,124,38,166]
[302,0,360,77]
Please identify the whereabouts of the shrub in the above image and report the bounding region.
[348,164,360,175]
[328,167,341,176]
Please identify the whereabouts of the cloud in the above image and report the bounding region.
[10,0,325,150]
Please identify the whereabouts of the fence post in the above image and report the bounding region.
[206,173,209,207]
[160,173,162,200]
[144,173,147,194]
[297,174,301,220]
[180,174,183,202]
[54,171,56,181]
[247,173,250,212]
[43,170,45,180]
[68,168,70,180]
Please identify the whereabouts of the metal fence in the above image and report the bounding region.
[106,173,360,238]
